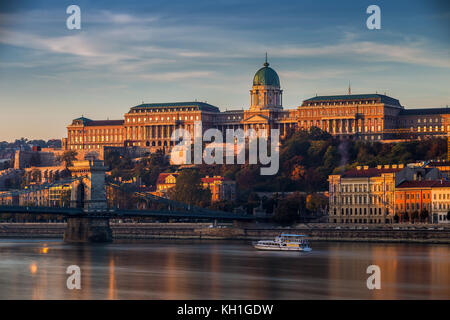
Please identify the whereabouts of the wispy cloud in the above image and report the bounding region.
[0,2,448,141]
[139,71,214,81]
[276,41,450,69]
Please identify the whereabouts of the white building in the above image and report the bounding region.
[431,181,450,223]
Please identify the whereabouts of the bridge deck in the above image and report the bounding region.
[0,205,264,221]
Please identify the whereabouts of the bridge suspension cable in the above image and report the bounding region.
[106,182,235,217]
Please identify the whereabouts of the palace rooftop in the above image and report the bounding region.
[129,102,220,113]
[302,94,402,107]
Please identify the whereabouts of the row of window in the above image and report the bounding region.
[72,135,122,143]
[332,184,392,193]
[131,107,199,113]
[300,107,382,117]
[333,207,385,215]
[304,100,379,107]
[396,203,430,211]
[332,194,390,205]
[70,128,122,135]
[70,144,119,150]
[396,193,430,200]
[397,193,450,200]
[417,118,440,123]
[433,203,450,210]
[416,125,444,132]
[127,115,201,123]
[331,218,385,223]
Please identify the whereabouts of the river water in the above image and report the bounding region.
[0,239,448,299]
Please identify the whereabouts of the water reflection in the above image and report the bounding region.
[0,240,448,299]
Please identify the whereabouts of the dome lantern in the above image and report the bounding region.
[252,56,280,87]
[250,56,283,110]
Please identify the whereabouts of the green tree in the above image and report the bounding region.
[168,170,211,206]
[305,193,327,214]
[323,145,339,169]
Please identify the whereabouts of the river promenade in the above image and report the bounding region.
[0,222,449,243]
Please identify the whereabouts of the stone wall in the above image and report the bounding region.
[0,223,449,243]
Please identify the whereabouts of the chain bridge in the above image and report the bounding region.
[0,160,264,242]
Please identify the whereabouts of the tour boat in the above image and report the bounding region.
[253,234,312,251]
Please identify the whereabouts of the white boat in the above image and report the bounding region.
[253,234,312,252]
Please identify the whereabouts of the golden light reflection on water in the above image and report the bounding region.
[164,248,179,299]
[108,257,117,300]
[29,262,38,274]
[327,243,450,300]
[1,241,448,299]
[209,247,220,299]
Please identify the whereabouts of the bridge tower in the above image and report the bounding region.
[69,160,107,211]
[64,160,112,243]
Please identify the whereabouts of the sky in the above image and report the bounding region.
[0,0,449,141]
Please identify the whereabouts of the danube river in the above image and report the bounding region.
[0,239,448,299]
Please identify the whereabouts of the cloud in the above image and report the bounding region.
[139,71,214,81]
[0,8,448,87]
[0,29,133,65]
[276,41,450,69]
[88,11,159,25]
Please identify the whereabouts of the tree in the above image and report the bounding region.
[272,193,306,225]
[57,150,78,168]
[323,145,339,169]
[209,200,234,212]
[420,209,429,223]
[168,170,211,206]
[104,149,122,169]
[403,211,409,223]
[306,193,327,214]
[393,214,399,223]
[411,211,419,224]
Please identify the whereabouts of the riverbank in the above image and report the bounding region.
[0,222,449,243]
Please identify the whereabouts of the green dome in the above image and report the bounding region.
[253,62,280,87]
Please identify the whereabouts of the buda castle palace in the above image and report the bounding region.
[63,58,450,156]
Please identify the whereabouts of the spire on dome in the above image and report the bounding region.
[264,52,269,67]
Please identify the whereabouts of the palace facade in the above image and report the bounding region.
[63,59,450,154]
